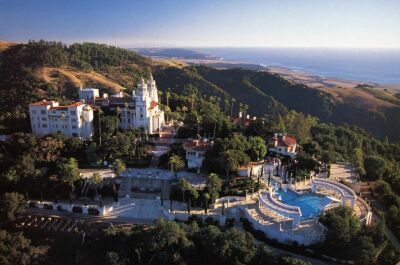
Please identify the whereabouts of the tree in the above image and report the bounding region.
[364,155,387,180]
[247,136,267,161]
[353,148,366,177]
[97,108,103,147]
[203,193,210,214]
[206,173,222,203]
[319,206,362,259]
[302,141,321,157]
[187,188,199,212]
[58,157,81,193]
[168,154,185,179]
[0,192,25,222]
[283,111,318,143]
[178,178,190,203]
[219,228,257,265]
[149,219,191,265]
[321,150,335,165]
[222,150,240,178]
[277,255,312,265]
[112,159,126,178]
[91,172,102,198]
[0,230,43,265]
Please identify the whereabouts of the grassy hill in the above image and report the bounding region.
[1,40,399,141]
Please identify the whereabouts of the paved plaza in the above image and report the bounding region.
[110,198,162,220]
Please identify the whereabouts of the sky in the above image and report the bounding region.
[0,0,399,48]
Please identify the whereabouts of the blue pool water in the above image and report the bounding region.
[274,189,333,220]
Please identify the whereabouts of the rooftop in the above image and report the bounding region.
[183,140,213,152]
[29,100,55,106]
[268,133,297,147]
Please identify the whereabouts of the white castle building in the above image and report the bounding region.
[29,100,94,140]
[95,75,165,134]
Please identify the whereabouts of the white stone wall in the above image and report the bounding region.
[29,101,94,140]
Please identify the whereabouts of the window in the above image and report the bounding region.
[70,111,76,115]
[32,110,36,114]
[71,118,76,122]
[72,125,77,129]
[72,133,78,137]
[41,117,47,121]
[42,124,47,128]
[41,110,46,115]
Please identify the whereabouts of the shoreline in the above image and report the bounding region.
[151,56,400,92]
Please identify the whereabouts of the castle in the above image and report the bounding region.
[29,76,165,140]
[96,75,165,134]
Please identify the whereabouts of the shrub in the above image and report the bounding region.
[43,203,53,210]
[241,218,254,232]
[88,207,100,215]
[188,215,203,227]
[72,206,83,213]
[205,216,216,226]
[254,230,267,241]
[225,218,235,228]
[28,201,38,208]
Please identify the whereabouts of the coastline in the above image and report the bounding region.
[151,56,400,92]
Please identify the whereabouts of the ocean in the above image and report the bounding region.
[193,48,400,84]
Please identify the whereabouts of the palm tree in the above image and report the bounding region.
[178,178,190,206]
[196,114,202,139]
[98,108,103,146]
[223,150,238,179]
[230,98,236,118]
[206,173,222,203]
[116,106,121,133]
[239,102,243,120]
[124,102,129,129]
[224,98,230,115]
[168,155,185,179]
[166,88,171,108]
[181,106,188,116]
[91,172,102,199]
[203,193,210,214]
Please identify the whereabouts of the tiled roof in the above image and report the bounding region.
[150,101,159,109]
[184,141,213,152]
[29,100,53,106]
[238,161,266,170]
[50,102,84,110]
[274,136,296,147]
[50,106,68,111]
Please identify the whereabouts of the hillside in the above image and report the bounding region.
[1,40,400,141]
[154,65,400,140]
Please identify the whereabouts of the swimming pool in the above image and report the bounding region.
[274,189,334,220]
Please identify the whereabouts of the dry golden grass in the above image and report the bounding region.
[0,40,17,52]
[38,67,125,92]
[152,58,187,68]
[264,66,399,109]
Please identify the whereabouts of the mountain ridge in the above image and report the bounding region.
[1,40,399,141]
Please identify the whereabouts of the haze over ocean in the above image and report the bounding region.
[194,48,400,84]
